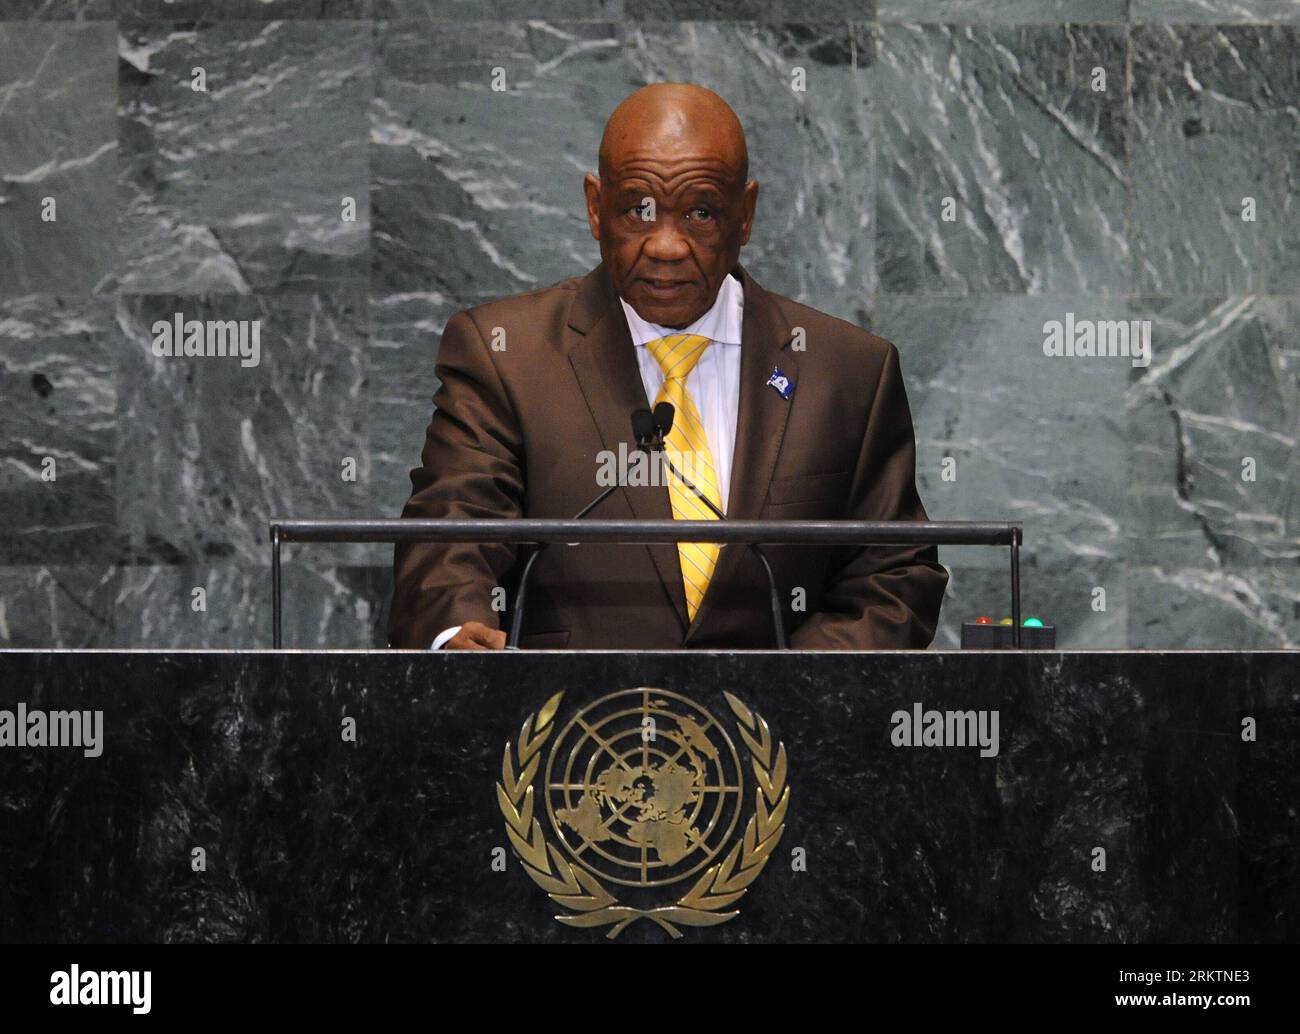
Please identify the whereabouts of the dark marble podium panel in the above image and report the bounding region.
[0,650,1294,944]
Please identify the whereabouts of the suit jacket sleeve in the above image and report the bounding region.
[788,342,948,650]
[387,311,525,649]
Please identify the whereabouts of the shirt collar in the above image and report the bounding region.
[618,272,744,348]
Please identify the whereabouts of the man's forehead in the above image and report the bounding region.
[607,154,740,185]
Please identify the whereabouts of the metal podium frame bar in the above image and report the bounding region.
[268,518,1024,649]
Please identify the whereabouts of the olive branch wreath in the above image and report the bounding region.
[497,689,789,939]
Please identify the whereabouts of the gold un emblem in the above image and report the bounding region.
[498,687,790,938]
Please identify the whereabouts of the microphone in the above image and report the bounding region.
[652,401,674,441]
[635,403,788,649]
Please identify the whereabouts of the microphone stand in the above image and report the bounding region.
[507,409,790,650]
[643,417,788,650]
[505,483,620,649]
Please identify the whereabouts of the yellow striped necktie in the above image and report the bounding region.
[645,333,722,622]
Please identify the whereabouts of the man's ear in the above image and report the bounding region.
[583,173,602,242]
[739,179,759,246]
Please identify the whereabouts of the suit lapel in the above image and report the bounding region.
[684,264,798,644]
[566,263,690,632]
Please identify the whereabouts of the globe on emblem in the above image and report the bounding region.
[544,688,745,888]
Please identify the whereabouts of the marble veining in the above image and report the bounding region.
[0,7,1295,649]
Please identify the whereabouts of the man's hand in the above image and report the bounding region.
[443,620,507,651]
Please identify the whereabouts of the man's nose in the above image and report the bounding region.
[642,217,692,262]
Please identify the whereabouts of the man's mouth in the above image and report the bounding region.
[639,278,694,299]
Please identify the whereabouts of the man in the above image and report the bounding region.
[388,83,947,651]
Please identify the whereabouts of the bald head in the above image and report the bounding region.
[598,83,749,184]
[585,84,758,328]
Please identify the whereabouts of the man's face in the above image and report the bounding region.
[584,146,757,329]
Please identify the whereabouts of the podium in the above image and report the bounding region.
[1,649,1294,943]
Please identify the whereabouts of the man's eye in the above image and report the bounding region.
[688,207,714,222]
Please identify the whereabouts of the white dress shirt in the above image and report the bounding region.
[430,273,745,649]
[620,272,744,513]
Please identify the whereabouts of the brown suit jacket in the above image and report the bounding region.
[388,262,948,650]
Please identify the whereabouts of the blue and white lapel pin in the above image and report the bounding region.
[766,365,795,400]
